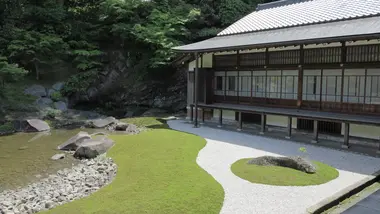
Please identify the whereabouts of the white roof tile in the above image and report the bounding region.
[218,0,380,36]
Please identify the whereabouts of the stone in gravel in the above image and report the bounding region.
[57,131,91,151]
[0,156,117,214]
[248,156,316,174]
[26,119,50,132]
[51,154,65,160]
[73,137,114,159]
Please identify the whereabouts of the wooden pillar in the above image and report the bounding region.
[201,108,205,124]
[311,120,318,143]
[340,42,346,111]
[194,52,199,128]
[190,105,194,122]
[319,69,323,110]
[286,116,292,139]
[260,113,266,134]
[237,50,240,104]
[218,109,223,128]
[237,112,242,131]
[297,45,304,108]
[342,122,350,149]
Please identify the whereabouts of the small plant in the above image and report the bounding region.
[45,108,62,119]
[51,91,62,102]
[299,147,307,154]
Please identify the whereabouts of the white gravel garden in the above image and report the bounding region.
[168,120,380,214]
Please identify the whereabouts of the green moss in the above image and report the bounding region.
[231,158,339,186]
[43,128,224,214]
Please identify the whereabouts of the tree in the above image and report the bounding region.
[0,56,27,88]
[7,29,68,80]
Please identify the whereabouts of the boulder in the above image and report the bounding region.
[26,119,50,132]
[53,101,68,111]
[48,89,56,97]
[114,122,129,131]
[73,137,114,159]
[57,131,91,151]
[51,154,65,160]
[87,117,118,128]
[52,82,65,91]
[36,97,53,109]
[248,156,316,174]
[24,85,47,97]
[125,124,140,134]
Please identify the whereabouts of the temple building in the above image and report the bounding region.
[173,0,380,151]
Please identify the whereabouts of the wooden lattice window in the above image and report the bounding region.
[346,44,380,63]
[214,54,237,68]
[269,50,300,65]
[239,52,266,66]
[304,47,341,64]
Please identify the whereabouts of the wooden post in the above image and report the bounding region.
[194,52,199,128]
[237,50,240,104]
[190,105,194,123]
[286,116,292,139]
[311,120,318,143]
[201,108,205,124]
[297,66,303,108]
[237,112,242,131]
[342,122,350,149]
[260,113,266,134]
[218,109,223,128]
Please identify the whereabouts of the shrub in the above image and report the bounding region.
[51,91,62,102]
[0,122,15,133]
[45,108,62,119]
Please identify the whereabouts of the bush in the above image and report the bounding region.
[51,91,62,102]
[45,108,62,119]
[0,122,15,134]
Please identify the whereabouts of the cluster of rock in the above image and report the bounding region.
[24,83,68,112]
[0,156,117,214]
[52,118,140,160]
[85,116,140,134]
[57,131,114,160]
[248,156,316,174]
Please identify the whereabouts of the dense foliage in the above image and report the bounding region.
[0,0,274,95]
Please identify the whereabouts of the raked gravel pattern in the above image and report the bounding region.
[168,120,380,214]
[0,156,117,214]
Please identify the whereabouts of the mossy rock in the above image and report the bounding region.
[232,158,339,186]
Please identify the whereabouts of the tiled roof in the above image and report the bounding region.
[218,0,380,36]
[173,16,380,52]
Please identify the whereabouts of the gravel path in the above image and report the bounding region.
[168,120,380,214]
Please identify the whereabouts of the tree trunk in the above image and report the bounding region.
[35,63,40,80]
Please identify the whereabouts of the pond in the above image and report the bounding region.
[0,128,104,191]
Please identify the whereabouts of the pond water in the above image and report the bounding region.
[0,128,103,191]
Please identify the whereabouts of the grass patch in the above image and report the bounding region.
[231,158,339,186]
[121,117,170,129]
[44,125,224,213]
